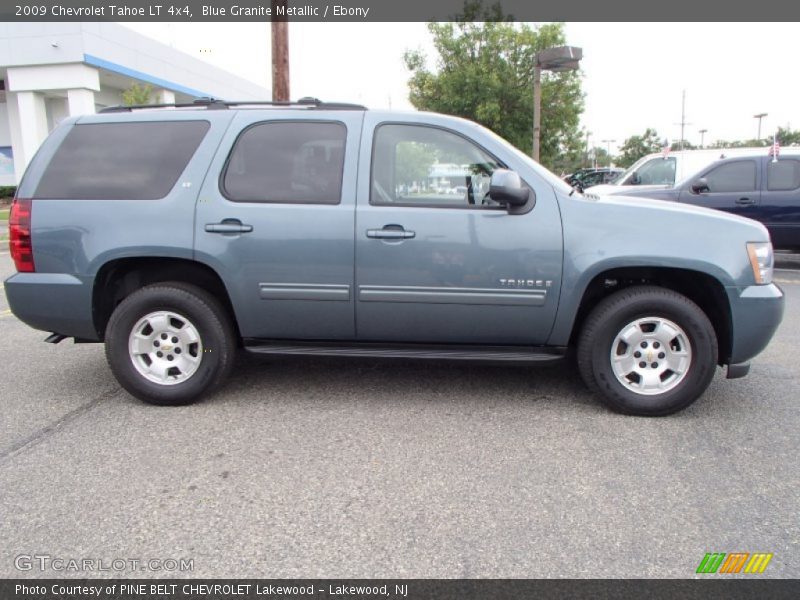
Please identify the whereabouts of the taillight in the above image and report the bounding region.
[9,197,34,272]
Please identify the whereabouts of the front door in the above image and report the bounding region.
[680,158,761,218]
[354,119,563,345]
[195,110,363,340]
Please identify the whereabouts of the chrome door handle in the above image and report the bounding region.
[205,220,253,234]
[366,226,416,240]
[735,197,755,206]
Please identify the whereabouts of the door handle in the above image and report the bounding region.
[366,225,416,240]
[205,219,253,234]
[735,197,755,206]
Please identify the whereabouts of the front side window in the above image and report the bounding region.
[632,157,676,185]
[703,160,757,193]
[767,159,800,191]
[35,121,210,200]
[223,121,346,204]
[371,124,502,208]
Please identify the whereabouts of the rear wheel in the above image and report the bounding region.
[577,286,718,416]
[105,283,236,405]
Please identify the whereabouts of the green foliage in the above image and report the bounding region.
[616,128,663,168]
[404,4,584,171]
[0,186,16,198]
[122,83,154,106]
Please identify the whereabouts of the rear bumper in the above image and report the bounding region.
[4,272,99,341]
[727,283,784,365]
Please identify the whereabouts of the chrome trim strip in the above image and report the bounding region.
[358,285,546,306]
[259,283,351,301]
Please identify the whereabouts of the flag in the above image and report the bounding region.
[662,138,670,158]
[768,132,780,162]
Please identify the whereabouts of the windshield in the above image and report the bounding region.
[478,125,575,195]
[611,154,653,185]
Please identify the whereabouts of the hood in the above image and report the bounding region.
[584,192,770,235]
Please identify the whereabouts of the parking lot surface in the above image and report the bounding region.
[0,253,798,578]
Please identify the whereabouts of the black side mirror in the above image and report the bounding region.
[629,171,641,185]
[489,169,530,206]
[691,177,710,194]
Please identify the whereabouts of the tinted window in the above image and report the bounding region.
[704,160,756,193]
[633,158,676,185]
[767,159,800,191]
[35,121,210,200]
[371,124,502,208]
[223,121,345,204]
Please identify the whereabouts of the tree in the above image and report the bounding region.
[404,2,584,171]
[616,128,663,168]
[122,83,154,106]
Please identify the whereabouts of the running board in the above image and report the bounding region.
[244,341,566,363]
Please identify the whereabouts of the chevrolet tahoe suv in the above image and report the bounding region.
[5,99,785,416]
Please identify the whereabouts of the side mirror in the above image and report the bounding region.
[489,169,530,206]
[691,177,710,194]
[629,171,641,185]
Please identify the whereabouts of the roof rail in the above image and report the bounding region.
[100,97,367,113]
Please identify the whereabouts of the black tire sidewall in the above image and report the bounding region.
[588,291,717,416]
[106,285,231,405]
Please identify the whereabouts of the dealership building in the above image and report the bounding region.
[0,22,268,185]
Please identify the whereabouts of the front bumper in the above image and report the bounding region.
[727,283,785,365]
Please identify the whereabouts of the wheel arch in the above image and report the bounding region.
[566,266,733,365]
[92,257,241,343]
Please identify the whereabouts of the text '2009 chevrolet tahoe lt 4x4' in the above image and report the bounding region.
[5,98,785,416]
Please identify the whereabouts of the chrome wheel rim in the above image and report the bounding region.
[128,311,203,385]
[610,317,692,396]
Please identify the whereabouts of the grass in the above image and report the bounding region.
[0,208,8,220]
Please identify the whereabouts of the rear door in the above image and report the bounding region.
[194,110,364,340]
[679,158,761,218]
[760,155,800,249]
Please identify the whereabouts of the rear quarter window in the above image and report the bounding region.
[34,121,210,200]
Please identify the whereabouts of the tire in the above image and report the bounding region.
[577,286,718,416]
[105,282,236,405]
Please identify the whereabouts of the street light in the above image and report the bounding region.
[698,128,708,148]
[601,139,615,167]
[754,113,768,140]
[532,45,582,162]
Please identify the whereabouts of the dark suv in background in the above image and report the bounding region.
[601,149,800,250]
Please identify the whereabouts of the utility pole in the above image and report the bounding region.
[698,128,707,148]
[674,90,692,152]
[271,1,290,102]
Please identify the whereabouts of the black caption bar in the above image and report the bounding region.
[2,579,800,600]
[1,0,798,22]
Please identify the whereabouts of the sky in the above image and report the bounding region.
[125,22,800,155]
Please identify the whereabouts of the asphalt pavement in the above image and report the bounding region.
[0,253,798,578]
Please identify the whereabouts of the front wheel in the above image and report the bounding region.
[577,286,718,416]
[105,283,236,405]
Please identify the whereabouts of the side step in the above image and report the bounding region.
[244,341,566,364]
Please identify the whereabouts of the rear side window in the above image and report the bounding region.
[767,159,800,191]
[222,121,346,204]
[34,121,210,200]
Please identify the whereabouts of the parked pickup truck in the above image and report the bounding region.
[5,99,785,416]
[589,148,800,251]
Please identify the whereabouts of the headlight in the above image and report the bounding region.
[747,242,774,284]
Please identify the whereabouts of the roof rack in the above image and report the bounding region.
[100,96,368,113]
